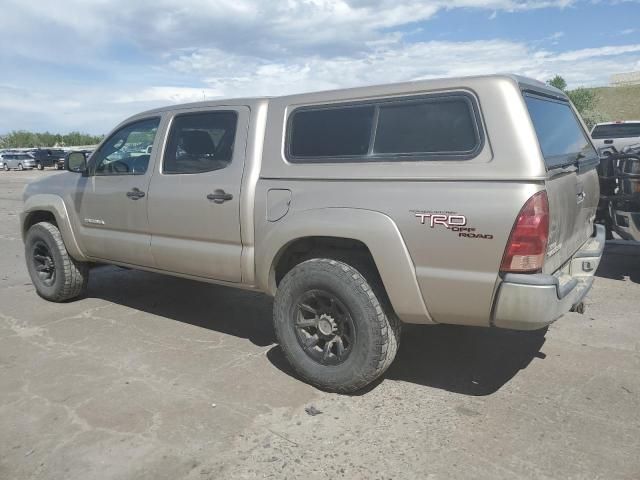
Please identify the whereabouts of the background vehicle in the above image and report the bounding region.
[4,153,37,170]
[596,144,640,241]
[591,121,640,152]
[29,149,67,170]
[21,75,604,392]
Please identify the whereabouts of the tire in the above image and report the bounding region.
[2,164,7,171]
[18,164,23,171]
[36,163,44,170]
[25,222,89,302]
[274,258,401,393]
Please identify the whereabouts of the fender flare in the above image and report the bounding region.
[21,194,87,261]
[256,207,434,324]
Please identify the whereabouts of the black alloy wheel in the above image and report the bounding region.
[31,240,57,287]
[294,289,356,366]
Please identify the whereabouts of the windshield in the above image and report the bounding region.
[524,94,598,169]
[591,123,640,139]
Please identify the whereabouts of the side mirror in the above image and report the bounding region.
[66,152,87,174]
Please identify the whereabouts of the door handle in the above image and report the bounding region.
[577,191,586,203]
[206,190,233,204]
[126,188,145,200]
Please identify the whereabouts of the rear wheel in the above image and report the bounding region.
[25,222,89,302]
[274,258,400,393]
[3,164,8,171]
[36,163,44,170]
[18,164,23,171]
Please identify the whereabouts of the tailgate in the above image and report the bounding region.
[524,93,600,274]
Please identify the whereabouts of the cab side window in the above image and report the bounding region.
[163,111,238,174]
[92,117,160,176]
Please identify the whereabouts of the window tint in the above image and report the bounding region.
[374,98,478,154]
[525,95,597,168]
[289,105,375,159]
[163,111,237,174]
[287,94,482,163]
[93,117,160,176]
[591,123,640,139]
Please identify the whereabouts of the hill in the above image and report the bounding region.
[589,84,640,121]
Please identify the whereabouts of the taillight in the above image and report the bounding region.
[500,191,549,273]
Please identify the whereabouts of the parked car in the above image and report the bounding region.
[29,149,67,170]
[4,153,37,170]
[21,74,604,392]
[591,121,640,152]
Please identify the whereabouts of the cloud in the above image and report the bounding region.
[1,0,638,134]
[163,39,640,98]
[0,0,577,61]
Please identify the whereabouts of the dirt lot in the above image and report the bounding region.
[1,169,639,480]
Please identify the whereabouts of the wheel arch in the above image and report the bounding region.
[256,208,434,324]
[21,194,87,261]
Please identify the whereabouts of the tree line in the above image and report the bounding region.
[0,131,104,149]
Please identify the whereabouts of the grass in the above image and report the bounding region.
[589,84,640,121]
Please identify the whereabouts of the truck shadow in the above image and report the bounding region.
[86,266,276,347]
[88,266,546,396]
[595,243,640,283]
[269,324,547,396]
[384,324,546,395]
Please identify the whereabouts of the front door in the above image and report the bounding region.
[75,116,163,266]
[147,107,249,282]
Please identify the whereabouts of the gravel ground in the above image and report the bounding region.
[1,170,639,480]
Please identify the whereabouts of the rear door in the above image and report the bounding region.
[524,93,600,273]
[147,106,249,282]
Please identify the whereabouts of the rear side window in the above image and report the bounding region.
[525,95,597,169]
[287,93,482,163]
[289,105,374,158]
[374,98,478,155]
[163,111,238,174]
[591,123,640,139]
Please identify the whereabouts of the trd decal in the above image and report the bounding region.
[412,210,494,240]
[415,213,467,229]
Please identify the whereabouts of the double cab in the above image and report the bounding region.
[21,75,605,392]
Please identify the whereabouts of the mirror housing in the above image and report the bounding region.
[66,152,88,174]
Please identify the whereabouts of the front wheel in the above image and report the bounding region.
[25,222,89,302]
[3,164,8,171]
[36,163,44,170]
[18,164,24,171]
[274,258,400,393]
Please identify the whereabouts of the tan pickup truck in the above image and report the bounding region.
[21,75,605,392]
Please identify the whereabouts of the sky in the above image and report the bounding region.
[1,0,639,135]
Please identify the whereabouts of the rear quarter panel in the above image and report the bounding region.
[255,179,540,326]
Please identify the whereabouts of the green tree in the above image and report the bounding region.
[547,75,567,92]
[567,88,597,115]
[0,131,104,148]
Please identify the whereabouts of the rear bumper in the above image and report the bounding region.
[492,224,606,331]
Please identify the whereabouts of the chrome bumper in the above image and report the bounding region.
[492,224,606,331]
